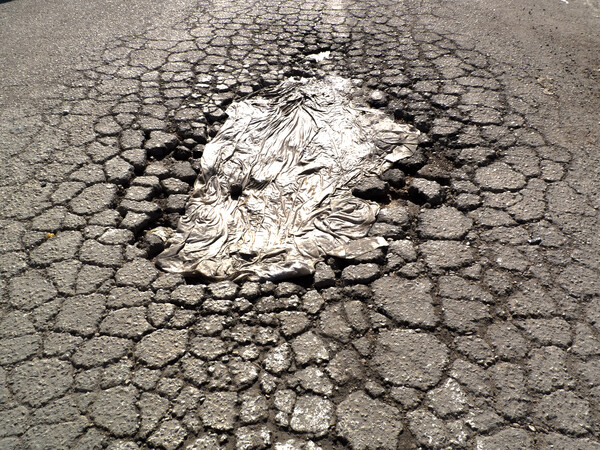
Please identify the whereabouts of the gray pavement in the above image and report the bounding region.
[1,0,600,448]
[0,0,197,108]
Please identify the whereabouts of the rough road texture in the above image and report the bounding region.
[1,0,600,449]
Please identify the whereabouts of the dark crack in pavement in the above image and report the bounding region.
[1,0,600,449]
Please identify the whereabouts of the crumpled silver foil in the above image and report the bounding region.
[156,76,419,281]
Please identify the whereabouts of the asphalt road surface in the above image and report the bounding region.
[1,0,600,448]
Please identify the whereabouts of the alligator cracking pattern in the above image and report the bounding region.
[1,0,599,449]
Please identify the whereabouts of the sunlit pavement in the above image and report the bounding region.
[1,0,599,448]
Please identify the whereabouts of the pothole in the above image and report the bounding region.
[106,44,502,290]
[116,61,485,287]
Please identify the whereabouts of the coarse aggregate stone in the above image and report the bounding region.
[408,178,444,205]
[289,394,334,436]
[72,335,133,368]
[1,0,599,448]
[55,293,106,336]
[372,275,438,327]
[418,205,473,239]
[135,329,188,368]
[90,385,139,437]
[336,390,402,449]
[10,359,74,407]
[373,329,449,389]
[198,391,238,431]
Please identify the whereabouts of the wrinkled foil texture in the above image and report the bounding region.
[156,76,419,281]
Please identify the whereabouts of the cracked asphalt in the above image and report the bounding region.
[1,0,600,448]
